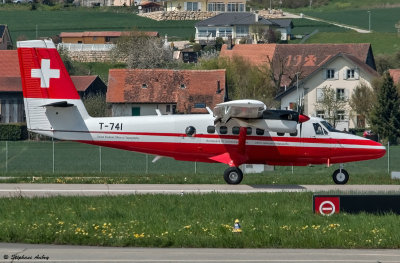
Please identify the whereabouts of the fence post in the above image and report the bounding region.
[388,141,390,174]
[146,154,148,174]
[52,138,55,173]
[5,141,7,173]
[99,146,102,173]
[195,161,197,174]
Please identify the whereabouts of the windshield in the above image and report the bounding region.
[321,121,340,132]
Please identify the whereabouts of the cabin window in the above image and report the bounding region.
[220,126,228,134]
[256,128,264,135]
[290,130,298,136]
[277,132,285,136]
[232,126,240,135]
[207,126,215,134]
[185,126,196,137]
[313,123,326,135]
[246,127,252,135]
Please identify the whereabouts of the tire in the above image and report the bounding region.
[332,169,349,185]
[223,167,243,185]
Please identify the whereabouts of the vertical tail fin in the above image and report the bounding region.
[18,40,89,137]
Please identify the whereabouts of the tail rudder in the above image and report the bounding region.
[17,40,89,136]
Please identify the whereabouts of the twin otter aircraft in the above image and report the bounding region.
[17,40,386,184]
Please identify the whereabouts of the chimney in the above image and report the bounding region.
[255,13,258,22]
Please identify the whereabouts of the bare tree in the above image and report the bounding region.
[314,85,348,127]
[112,31,173,69]
[349,81,375,128]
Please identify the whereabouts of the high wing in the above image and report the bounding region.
[213,99,307,133]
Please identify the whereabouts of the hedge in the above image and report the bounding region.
[0,123,28,141]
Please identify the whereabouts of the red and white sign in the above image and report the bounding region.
[314,197,340,216]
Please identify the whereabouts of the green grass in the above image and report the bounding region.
[296,0,400,11]
[302,32,400,55]
[291,18,351,35]
[0,193,399,248]
[0,141,398,185]
[1,7,196,43]
[303,7,400,33]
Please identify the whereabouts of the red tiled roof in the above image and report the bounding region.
[0,50,19,77]
[107,69,225,113]
[220,44,276,66]
[389,69,400,85]
[60,31,159,38]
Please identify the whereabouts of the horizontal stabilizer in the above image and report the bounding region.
[42,101,74,107]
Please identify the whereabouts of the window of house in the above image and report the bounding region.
[236,25,249,37]
[220,126,227,134]
[316,110,325,119]
[180,83,186,89]
[218,28,232,37]
[326,69,335,79]
[207,126,216,134]
[208,2,225,11]
[166,105,171,112]
[105,37,111,42]
[194,103,206,108]
[142,84,147,89]
[316,88,324,102]
[185,2,199,11]
[336,110,346,121]
[336,88,345,101]
[227,2,243,11]
[346,69,355,79]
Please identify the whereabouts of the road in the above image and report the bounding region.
[1,243,400,263]
[0,184,400,197]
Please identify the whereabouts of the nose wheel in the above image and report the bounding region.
[332,168,349,184]
[224,167,243,185]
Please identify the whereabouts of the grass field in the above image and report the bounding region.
[291,18,350,35]
[0,141,398,185]
[302,31,400,55]
[303,7,400,33]
[0,7,196,43]
[1,193,400,248]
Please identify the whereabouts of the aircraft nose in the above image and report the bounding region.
[370,140,386,159]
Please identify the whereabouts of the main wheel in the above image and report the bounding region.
[332,169,349,184]
[223,167,243,185]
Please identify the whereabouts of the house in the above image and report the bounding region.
[138,1,163,13]
[0,50,107,123]
[59,31,159,44]
[165,0,246,12]
[220,43,378,129]
[389,69,400,85]
[195,13,292,44]
[107,68,225,116]
[0,25,13,50]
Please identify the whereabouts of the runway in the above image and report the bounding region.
[1,243,400,263]
[0,184,400,197]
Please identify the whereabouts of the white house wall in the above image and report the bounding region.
[112,104,176,116]
[280,56,376,129]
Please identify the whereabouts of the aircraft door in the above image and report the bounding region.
[301,122,331,162]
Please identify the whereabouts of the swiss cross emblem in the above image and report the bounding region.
[31,59,60,88]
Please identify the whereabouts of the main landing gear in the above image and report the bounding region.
[332,164,349,184]
[224,167,243,185]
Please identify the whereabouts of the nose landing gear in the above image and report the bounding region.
[332,164,349,184]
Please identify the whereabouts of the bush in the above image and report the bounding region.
[0,123,28,141]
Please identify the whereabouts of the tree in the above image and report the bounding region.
[314,85,348,128]
[112,31,173,69]
[349,81,375,128]
[82,93,109,117]
[370,71,400,144]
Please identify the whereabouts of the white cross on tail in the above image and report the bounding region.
[31,59,60,88]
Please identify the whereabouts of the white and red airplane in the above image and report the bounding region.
[17,40,386,184]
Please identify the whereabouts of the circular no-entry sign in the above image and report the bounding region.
[319,201,336,216]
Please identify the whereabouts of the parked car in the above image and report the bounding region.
[12,0,33,3]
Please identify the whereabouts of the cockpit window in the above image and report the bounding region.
[313,123,327,135]
[321,121,340,132]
